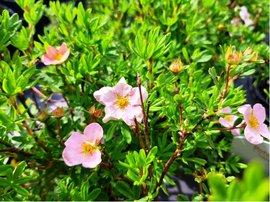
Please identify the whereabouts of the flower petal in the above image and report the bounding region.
[64,132,84,148]
[231,129,240,136]
[129,86,148,105]
[82,150,102,168]
[253,103,266,123]
[94,87,117,106]
[113,82,132,97]
[62,146,84,166]
[83,123,103,144]
[238,104,251,115]
[244,126,263,144]
[258,124,270,140]
[102,105,123,123]
[219,107,231,114]
[219,117,230,127]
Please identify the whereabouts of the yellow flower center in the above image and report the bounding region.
[248,112,259,129]
[54,54,63,61]
[81,142,96,156]
[115,96,129,110]
[224,115,232,122]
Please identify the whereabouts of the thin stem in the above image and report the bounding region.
[10,97,48,153]
[137,75,150,152]
[220,64,231,101]
[134,118,145,150]
[155,113,215,194]
[56,118,64,146]
[32,86,47,99]
[215,123,246,131]
[199,182,203,194]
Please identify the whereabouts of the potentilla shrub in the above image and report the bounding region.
[0,0,269,200]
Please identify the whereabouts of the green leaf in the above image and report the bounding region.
[88,188,101,201]
[114,181,134,199]
[13,161,27,179]
[121,127,132,144]
[13,184,29,196]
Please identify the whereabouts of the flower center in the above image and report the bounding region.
[81,142,96,155]
[224,115,232,122]
[54,54,63,61]
[248,113,259,129]
[115,96,129,110]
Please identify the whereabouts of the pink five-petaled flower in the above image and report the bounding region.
[238,103,270,144]
[93,77,148,126]
[219,107,240,136]
[41,43,70,65]
[62,123,103,168]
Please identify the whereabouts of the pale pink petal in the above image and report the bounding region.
[113,82,132,97]
[46,45,58,58]
[118,77,127,84]
[219,107,231,114]
[58,48,70,64]
[129,86,148,105]
[122,106,143,126]
[64,132,84,148]
[41,55,55,65]
[238,104,251,115]
[82,150,102,168]
[258,124,270,140]
[231,129,240,136]
[93,87,114,105]
[62,146,84,166]
[244,19,253,26]
[102,105,123,123]
[244,126,263,144]
[253,103,266,123]
[219,115,238,127]
[58,43,68,53]
[83,123,103,144]
[219,117,230,127]
[239,6,250,21]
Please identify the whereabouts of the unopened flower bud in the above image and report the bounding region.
[89,105,96,115]
[169,60,183,74]
[52,107,65,118]
[225,46,242,65]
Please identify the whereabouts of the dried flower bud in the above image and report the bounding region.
[225,46,242,65]
[89,105,96,115]
[37,110,49,121]
[169,59,183,74]
[94,109,103,119]
[52,107,65,118]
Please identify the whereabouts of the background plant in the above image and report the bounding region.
[0,0,269,200]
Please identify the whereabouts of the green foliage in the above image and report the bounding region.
[208,161,269,201]
[0,0,269,200]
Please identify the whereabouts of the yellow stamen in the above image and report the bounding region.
[224,115,232,122]
[81,142,96,155]
[115,96,129,110]
[248,112,259,129]
[54,54,63,61]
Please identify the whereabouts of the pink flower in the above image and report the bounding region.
[94,77,148,126]
[62,123,103,168]
[219,107,240,136]
[41,43,70,65]
[239,6,253,26]
[238,103,270,144]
